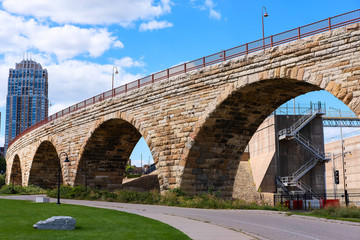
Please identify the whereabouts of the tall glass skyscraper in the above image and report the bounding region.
[4,59,48,151]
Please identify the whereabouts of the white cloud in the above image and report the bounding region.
[113,41,125,48]
[1,0,173,26]
[324,127,360,143]
[139,20,173,31]
[0,11,30,54]
[205,0,221,20]
[209,8,221,20]
[160,0,173,14]
[46,58,144,109]
[0,10,123,60]
[0,54,144,111]
[114,57,144,68]
[191,0,221,20]
[0,12,121,60]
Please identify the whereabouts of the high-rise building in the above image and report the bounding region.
[4,59,48,151]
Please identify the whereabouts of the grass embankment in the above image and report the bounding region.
[0,199,190,240]
[0,184,46,195]
[46,185,285,211]
[299,206,360,223]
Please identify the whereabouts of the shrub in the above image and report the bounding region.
[44,185,285,211]
[0,185,16,194]
[47,185,88,199]
[126,174,142,179]
[0,174,5,187]
[0,184,45,195]
[169,187,188,197]
[125,164,134,173]
[312,206,360,219]
[0,156,6,173]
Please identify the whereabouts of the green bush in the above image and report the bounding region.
[125,164,134,173]
[311,206,360,219]
[47,185,88,199]
[0,174,5,187]
[0,156,6,173]
[0,184,45,195]
[126,174,142,179]
[44,186,284,211]
[0,185,16,194]
[169,187,188,197]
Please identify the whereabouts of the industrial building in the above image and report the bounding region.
[248,103,327,200]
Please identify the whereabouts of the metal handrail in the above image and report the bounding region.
[291,156,319,180]
[287,108,316,134]
[294,132,325,158]
[278,107,323,137]
[324,111,358,118]
[296,179,319,199]
[7,9,360,150]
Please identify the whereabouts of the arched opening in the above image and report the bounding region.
[29,141,61,188]
[10,155,22,186]
[244,89,360,204]
[75,119,156,191]
[181,78,321,197]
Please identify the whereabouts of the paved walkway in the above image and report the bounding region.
[0,195,254,240]
[2,195,360,240]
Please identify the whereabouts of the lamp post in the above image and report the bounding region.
[112,66,119,92]
[330,107,349,206]
[57,152,70,205]
[262,6,269,49]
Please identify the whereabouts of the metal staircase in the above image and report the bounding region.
[278,108,322,140]
[277,106,329,198]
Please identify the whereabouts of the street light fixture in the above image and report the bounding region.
[262,6,269,49]
[112,66,119,92]
[57,152,70,205]
[329,107,349,206]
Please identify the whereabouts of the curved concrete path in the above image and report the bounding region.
[0,195,252,240]
[2,195,360,240]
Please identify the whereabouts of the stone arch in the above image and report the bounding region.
[29,140,62,189]
[74,118,149,190]
[181,77,322,197]
[9,155,22,186]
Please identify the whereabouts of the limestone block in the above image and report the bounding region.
[35,197,50,203]
[33,216,76,230]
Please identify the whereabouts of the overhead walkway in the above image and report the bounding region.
[323,111,360,127]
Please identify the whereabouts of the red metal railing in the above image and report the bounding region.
[7,9,360,149]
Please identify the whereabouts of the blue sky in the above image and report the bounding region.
[0,1,359,166]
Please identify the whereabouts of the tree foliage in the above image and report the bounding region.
[0,156,6,173]
[125,164,134,173]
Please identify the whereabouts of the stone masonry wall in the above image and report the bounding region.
[6,23,360,199]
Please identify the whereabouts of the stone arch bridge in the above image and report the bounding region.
[5,20,360,199]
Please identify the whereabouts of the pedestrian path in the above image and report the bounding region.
[0,195,255,240]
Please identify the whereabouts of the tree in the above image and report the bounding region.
[0,156,6,174]
[125,164,134,174]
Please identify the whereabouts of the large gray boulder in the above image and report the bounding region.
[33,216,76,230]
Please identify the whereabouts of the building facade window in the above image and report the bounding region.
[4,60,48,152]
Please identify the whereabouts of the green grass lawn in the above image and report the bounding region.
[292,206,360,223]
[0,199,191,240]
